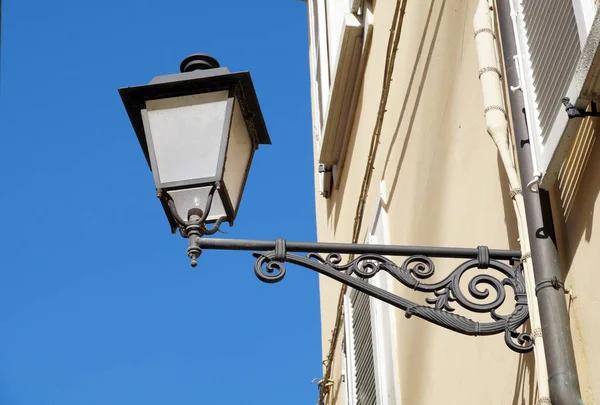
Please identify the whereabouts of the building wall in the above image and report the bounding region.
[555,115,600,403]
[310,1,599,405]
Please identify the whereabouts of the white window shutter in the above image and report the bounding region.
[343,187,400,405]
[512,0,600,188]
[348,288,377,405]
[522,0,580,138]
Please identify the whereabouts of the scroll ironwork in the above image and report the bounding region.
[252,244,531,353]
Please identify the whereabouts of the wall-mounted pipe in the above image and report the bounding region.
[495,1,585,404]
[473,0,550,402]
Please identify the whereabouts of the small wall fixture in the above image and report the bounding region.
[563,97,600,119]
[119,54,532,353]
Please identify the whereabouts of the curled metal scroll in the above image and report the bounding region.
[252,250,532,353]
[158,184,229,239]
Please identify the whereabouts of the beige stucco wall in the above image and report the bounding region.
[313,1,541,404]
[554,115,600,404]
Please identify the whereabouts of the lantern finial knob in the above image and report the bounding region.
[180,54,220,73]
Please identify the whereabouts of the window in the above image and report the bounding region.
[511,0,600,188]
[307,0,373,197]
[344,287,377,405]
[307,0,330,138]
[342,183,400,405]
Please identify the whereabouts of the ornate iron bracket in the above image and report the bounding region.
[161,197,531,353]
[191,237,532,353]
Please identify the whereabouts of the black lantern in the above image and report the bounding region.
[119,54,270,233]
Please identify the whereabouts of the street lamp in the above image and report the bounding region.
[119,55,531,353]
[119,54,270,237]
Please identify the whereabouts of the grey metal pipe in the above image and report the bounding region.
[495,1,584,404]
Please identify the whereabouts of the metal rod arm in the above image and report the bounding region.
[195,238,521,260]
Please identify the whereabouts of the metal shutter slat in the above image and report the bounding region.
[522,0,581,135]
[349,288,377,405]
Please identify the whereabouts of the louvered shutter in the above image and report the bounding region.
[511,0,600,188]
[349,288,377,405]
[521,0,581,135]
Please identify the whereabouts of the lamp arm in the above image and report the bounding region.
[164,190,530,353]
[189,236,531,353]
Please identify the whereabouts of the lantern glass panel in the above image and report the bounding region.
[145,90,230,185]
[223,99,254,212]
[169,187,227,221]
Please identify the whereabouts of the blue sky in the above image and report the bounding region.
[0,1,321,404]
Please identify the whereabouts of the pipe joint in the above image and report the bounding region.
[509,187,523,198]
[479,66,503,78]
[474,27,496,38]
[484,105,508,117]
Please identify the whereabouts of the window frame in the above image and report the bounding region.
[342,181,401,405]
[364,182,401,405]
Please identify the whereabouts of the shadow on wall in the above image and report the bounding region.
[328,368,344,405]
[556,115,600,271]
[381,0,442,209]
[498,155,520,250]
[379,0,449,401]
[325,0,443,234]
[326,88,365,234]
[511,323,537,405]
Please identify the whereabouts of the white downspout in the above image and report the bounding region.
[474,1,551,404]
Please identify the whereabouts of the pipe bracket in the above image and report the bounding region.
[535,276,566,295]
[510,55,522,92]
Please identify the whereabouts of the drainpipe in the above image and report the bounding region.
[495,1,584,404]
[473,1,549,402]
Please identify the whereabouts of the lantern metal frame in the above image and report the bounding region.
[119,59,270,231]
